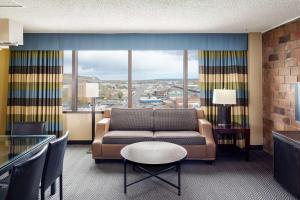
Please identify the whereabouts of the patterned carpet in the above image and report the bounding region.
[45,145,296,200]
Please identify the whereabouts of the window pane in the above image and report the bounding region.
[62,51,72,111]
[188,50,201,108]
[132,51,183,108]
[77,51,128,111]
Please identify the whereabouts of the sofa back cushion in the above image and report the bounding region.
[154,109,198,131]
[109,108,154,131]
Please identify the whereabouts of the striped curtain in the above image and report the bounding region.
[7,51,63,136]
[199,51,248,146]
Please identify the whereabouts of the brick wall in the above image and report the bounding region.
[262,18,300,153]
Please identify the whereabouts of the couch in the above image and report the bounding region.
[92,108,216,162]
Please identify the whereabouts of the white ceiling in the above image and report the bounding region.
[0,0,300,33]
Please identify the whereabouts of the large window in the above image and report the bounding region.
[62,51,72,111]
[132,51,183,108]
[188,50,200,108]
[77,51,128,111]
[62,50,201,112]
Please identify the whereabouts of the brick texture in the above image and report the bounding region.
[262,18,300,153]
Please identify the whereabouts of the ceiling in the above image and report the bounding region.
[0,0,300,33]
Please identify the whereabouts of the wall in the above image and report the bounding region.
[63,113,102,141]
[248,33,263,146]
[262,18,300,153]
[0,49,9,134]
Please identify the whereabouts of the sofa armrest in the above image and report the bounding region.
[198,119,216,159]
[198,119,214,142]
[94,118,110,140]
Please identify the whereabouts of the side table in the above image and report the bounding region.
[212,123,250,161]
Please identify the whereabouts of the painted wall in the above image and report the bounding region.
[262,18,300,153]
[248,33,263,145]
[63,113,102,141]
[0,49,9,134]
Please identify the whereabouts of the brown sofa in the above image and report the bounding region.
[92,108,216,162]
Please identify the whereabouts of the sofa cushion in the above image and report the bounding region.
[154,109,198,131]
[102,131,154,144]
[109,108,154,131]
[153,131,206,145]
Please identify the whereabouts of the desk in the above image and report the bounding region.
[0,135,55,175]
[273,131,300,199]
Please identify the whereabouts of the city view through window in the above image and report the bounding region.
[133,51,183,109]
[62,51,72,111]
[77,51,128,111]
[62,50,200,111]
[188,50,200,108]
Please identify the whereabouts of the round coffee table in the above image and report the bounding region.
[121,141,187,195]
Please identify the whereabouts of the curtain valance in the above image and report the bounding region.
[12,33,248,51]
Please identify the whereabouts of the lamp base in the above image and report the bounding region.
[217,105,231,126]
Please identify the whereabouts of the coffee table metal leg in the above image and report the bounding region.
[177,162,181,196]
[123,161,183,195]
[124,159,127,194]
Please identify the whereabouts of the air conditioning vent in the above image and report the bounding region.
[0,19,23,47]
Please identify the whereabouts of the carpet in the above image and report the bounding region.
[46,145,296,200]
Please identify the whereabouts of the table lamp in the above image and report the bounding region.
[213,89,236,126]
[86,83,99,141]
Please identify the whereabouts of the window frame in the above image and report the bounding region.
[63,50,196,113]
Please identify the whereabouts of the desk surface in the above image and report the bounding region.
[273,131,300,144]
[121,141,187,165]
[0,135,55,175]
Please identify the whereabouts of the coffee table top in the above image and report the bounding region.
[120,141,187,165]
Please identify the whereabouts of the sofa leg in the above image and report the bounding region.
[95,159,102,164]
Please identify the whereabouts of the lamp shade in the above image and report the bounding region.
[85,83,99,98]
[213,89,236,105]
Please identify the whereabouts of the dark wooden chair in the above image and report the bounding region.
[41,131,69,200]
[0,146,48,200]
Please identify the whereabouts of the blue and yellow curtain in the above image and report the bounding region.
[7,51,63,136]
[199,51,248,145]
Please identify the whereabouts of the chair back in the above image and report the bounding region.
[5,146,48,200]
[41,132,69,190]
[11,122,46,135]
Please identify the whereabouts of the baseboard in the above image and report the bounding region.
[250,145,263,150]
[67,140,92,145]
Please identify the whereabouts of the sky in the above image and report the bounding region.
[64,50,199,80]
